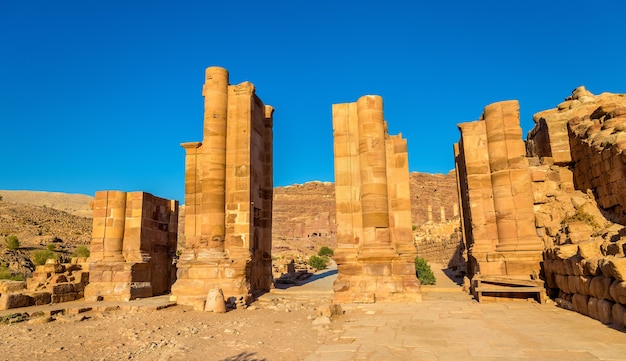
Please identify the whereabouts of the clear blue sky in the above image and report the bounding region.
[2,1,625,203]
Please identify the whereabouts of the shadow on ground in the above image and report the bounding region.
[273,268,337,290]
[220,352,266,361]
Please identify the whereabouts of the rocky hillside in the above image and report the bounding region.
[0,199,92,277]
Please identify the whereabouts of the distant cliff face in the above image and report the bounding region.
[271,172,459,249]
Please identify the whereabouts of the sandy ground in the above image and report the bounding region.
[0,267,340,361]
[0,302,336,361]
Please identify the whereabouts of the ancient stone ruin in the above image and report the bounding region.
[455,100,544,279]
[455,86,626,327]
[84,191,178,301]
[332,95,421,303]
[171,67,274,310]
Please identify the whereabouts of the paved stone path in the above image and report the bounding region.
[298,264,626,361]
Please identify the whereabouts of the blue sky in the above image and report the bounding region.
[2,1,625,203]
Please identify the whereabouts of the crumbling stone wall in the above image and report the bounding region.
[527,87,626,326]
[332,95,421,303]
[84,191,178,301]
[0,257,89,310]
[172,67,274,310]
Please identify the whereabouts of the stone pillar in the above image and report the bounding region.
[356,95,391,248]
[483,101,542,252]
[332,95,421,304]
[440,207,446,223]
[427,205,433,223]
[102,191,126,262]
[201,67,229,253]
[181,142,202,249]
[172,67,274,310]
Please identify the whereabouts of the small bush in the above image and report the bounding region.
[415,256,436,285]
[72,245,90,258]
[318,246,334,257]
[562,208,600,229]
[4,235,20,250]
[31,250,57,266]
[309,255,328,270]
[0,266,24,281]
[46,243,56,251]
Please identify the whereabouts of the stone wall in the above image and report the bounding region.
[172,67,274,310]
[544,238,626,328]
[414,220,464,269]
[332,95,421,303]
[84,190,178,301]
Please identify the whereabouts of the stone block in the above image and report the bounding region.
[597,299,614,324]
[578,239,604,259]
[572,293,589,315]
[588,297,600,320]
[612,303,626,328]
[604,257,626,281]
[609,280,626,304]
[582,258,601,276]
[589,276,613,301]
[0,280,26,293]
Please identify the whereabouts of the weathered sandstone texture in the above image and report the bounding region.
[84,191,178,302]
[171,67,274,310]
[455,100,544,279]
[332,95,421,303]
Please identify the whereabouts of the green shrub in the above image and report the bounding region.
[415,256,436,285]
[0,266,24,281]
[46,243,56,251]
[72,245,90,258]
[31,250,57,266]
[309,255,328,270]
[318,246,334,257]
[562,208,600,229]
[4,235,19,250]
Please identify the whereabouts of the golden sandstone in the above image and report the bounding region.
[170,67,274,310]
[332,95,421,303]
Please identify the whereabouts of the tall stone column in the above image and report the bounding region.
[200,67,229,254]
[356,95,391,248]
[483,101,542,252]
[181,142,201,249]
[332,95,420,303]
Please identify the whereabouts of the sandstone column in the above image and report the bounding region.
[201,67,229,254]
[172,68,274,309]
[332,95,420,303]
[102,191,126,262]
[356,95,391,248]
[483,101,542,252]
